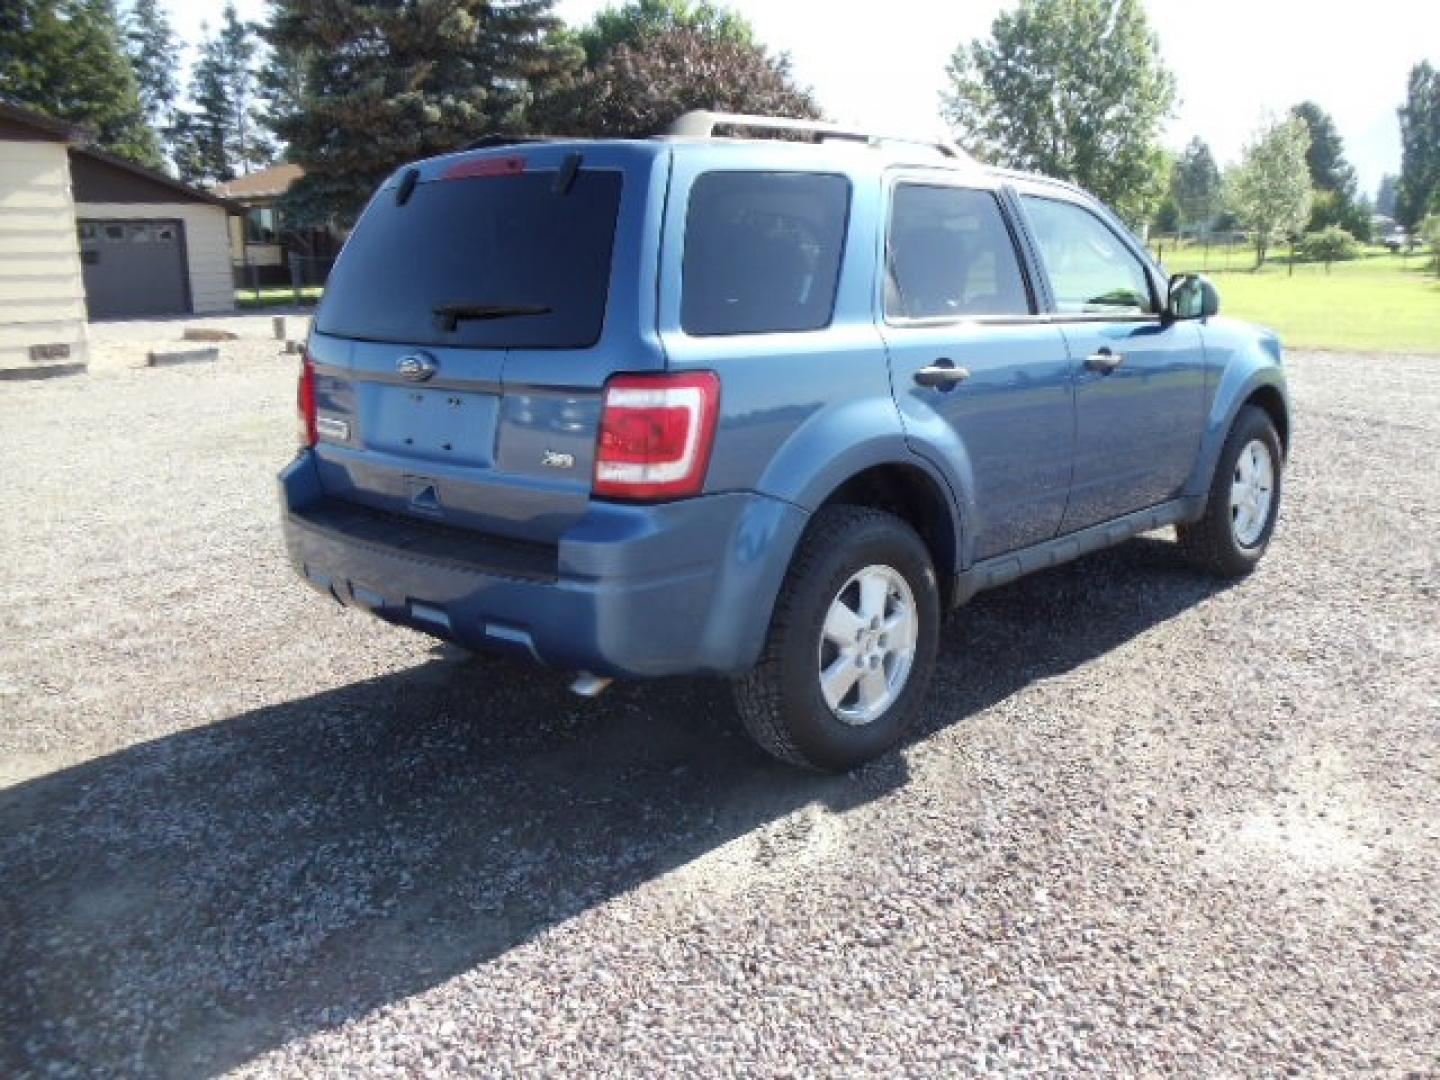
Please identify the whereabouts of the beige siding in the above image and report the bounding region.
[75,201,236,313]
[0,140,88,371]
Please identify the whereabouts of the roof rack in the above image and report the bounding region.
[661,110,972,162]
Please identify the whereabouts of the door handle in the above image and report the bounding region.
[914,360,971,389]
[1086,349,1123,373]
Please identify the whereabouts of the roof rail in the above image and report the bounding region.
[661,110,972,162]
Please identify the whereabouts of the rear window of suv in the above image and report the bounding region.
[315,167,622,348]
[682,172,849,336]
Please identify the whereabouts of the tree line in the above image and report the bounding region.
[944,0,1440,266]
[0,0,818,226]
[2,0,1437,258]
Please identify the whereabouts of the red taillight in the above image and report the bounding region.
[442,155,526,180]
[594,371,720,500]
[297,351,318,448]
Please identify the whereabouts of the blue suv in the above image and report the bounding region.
[280,111,1289,771]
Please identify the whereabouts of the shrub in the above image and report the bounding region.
[1298,226,1361,272]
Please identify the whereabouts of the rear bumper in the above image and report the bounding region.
[278,454,808,678]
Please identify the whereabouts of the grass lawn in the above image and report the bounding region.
[235,286,324,309]
[230,248,1438,354]
[1155,245,1440,354]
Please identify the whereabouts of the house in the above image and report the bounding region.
[1,103,89,377]
[214,162,341,289]
[0,101,239,378]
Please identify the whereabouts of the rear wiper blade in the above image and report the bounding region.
[432,302,552,331]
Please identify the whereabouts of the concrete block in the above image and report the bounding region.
[147,348,219,367]
[0,362,87,381]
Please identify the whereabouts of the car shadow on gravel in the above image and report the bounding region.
[0,536,1229,1077]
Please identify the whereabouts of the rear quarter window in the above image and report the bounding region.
[681,172,850,336]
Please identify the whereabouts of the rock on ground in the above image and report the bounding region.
[0,347,1436,1076]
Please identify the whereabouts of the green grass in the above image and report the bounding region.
[1153,244,1440,354]
[227,247,1440,353]
[235,286,324,309]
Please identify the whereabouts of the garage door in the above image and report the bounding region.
[78,219,190,319]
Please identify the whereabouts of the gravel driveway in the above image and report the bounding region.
[1,336,1436,1076]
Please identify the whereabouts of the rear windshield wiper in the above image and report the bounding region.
[432,302,552,331]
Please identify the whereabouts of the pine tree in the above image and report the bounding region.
[215,3,270,173]
[0,0,163,167]
[266,0,578,227]
[124,0,179,142]
[1171,137,1222,237]
[171,5,271,187]
[1376,174,1400,219]
[172,23,232,186]
[257,39,310,160]
[1289,101,1367,237]
[1397,62,1440,232]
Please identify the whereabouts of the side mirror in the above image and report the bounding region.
[1167,273,1219,321]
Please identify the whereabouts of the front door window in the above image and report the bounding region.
[1020,196,1155,315]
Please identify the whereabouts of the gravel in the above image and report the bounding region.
[1,331,1437,1077]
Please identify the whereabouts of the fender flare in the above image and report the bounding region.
[1186,365,1290,500]
[755,395,969,575]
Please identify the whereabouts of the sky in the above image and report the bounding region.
[166,0,1439,195]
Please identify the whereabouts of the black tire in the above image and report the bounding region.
[1177,404,1284,578]
[732,506,941,772]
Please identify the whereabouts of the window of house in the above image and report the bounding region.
[245,207,280,244]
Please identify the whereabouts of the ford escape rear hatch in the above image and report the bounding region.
[302,144,665,547]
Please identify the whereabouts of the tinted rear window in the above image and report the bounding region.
[315,168,622,348]
[681,172,849,336]
[886,184,1032,319]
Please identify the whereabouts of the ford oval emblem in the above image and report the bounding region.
[397,351,438,382]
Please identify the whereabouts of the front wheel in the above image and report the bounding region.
[732,506,940,772]
[1177,404,1284,577]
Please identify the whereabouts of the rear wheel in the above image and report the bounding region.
[732,506,940,772]
[1177,405,1283,577]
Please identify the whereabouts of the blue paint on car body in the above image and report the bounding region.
[279,124,1289,687]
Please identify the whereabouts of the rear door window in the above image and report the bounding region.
[681,172,849,336]
[886,184,1032,319]
[315,167,622,348]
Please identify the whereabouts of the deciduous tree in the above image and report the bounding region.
[1225,115,1313,267]
[571,0,752,64]
[941,0,1175,226]
[531,24,819,139]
